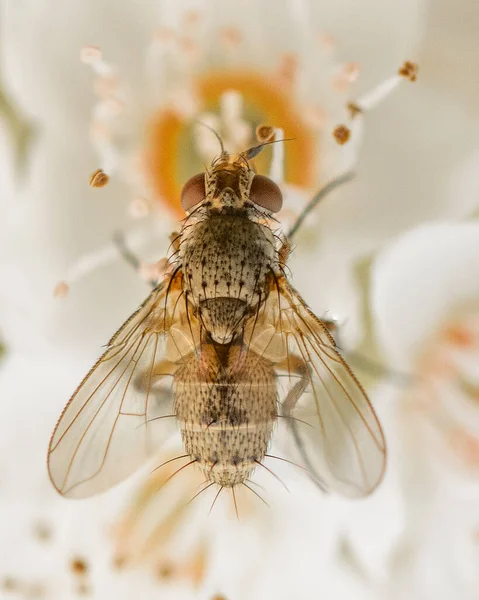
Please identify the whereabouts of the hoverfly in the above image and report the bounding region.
[48,142,386,500]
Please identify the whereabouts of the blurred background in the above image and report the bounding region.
[1,0,479,598]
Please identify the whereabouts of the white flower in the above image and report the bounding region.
[4,1,479,599]
[367,222,479,597]
[1,0,425,361]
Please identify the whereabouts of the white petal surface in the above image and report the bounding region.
[371,222,479,368]
[0,0,424,361]
[3,0,479,598]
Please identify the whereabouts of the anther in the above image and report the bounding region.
[398,61,419,82]
[89,168,109,188]
[256,125,275,143]
[333,125,351,145]
[53,281,69,299]
[347,102,363,119]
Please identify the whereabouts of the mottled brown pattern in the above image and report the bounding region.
[177,157,279,486]
[175,340,277,486]
[47,149,386,501]
[181,214,275,343]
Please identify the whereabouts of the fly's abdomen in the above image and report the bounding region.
[181,421,274,487]
[174,344,277,487]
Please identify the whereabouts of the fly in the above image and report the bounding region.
[48,141,386,500]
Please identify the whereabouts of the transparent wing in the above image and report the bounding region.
[246,275,386,498]
[48,270,198,498]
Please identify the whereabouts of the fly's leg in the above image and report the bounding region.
[277,355,310,417]
[319,315,414,385]
[128,359,180,452]
[276,354,328,491]
[134,359,178,393]
[278,237,291,266]
[286,171,355,240]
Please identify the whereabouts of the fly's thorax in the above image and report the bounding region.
[180,214,276,343]
[174,340,277,487]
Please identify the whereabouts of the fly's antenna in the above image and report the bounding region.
[195,120,227,156]
[241,137,295,161]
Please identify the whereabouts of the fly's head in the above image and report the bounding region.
[180,145,283,218]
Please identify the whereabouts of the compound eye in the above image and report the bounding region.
[181,173,206,211]
[249,175,283,213]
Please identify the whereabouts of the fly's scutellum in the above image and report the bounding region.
[48,141,386,500]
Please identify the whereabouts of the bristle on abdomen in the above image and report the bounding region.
[181,422,274,487]
[174,339,277,487]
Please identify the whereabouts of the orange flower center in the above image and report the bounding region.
[143,70,316,217]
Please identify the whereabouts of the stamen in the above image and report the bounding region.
[332,62,360,92]
[333,125,351,145]
[347,102,363,118]
[58,242,121,286]
[220,27,242,49]
[54,227,160,293]
[70,557,88,577]
[398,61,419,82]
[53,281,69,299]
[80,45,115,77]
[128,196,150,219]
[276,53,299,88]
[317,33,336,53]
[183,9,201,28]
[355,62,417,112]
[81,46,125,178]
[331,60,419,175]
[221,90,243,123]
[179,36,199,60]
[256,125,275,143]
[93,76,120,101]
[303,106,326,130]
[89,168,109,188]
[154,27,176,43]
[268,128,285,183]
[443,325,476,348]
[80,45,102,65]
[220,91,251,150]
[195,90,253,162]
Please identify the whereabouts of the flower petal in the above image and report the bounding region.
[371,222,479,368]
